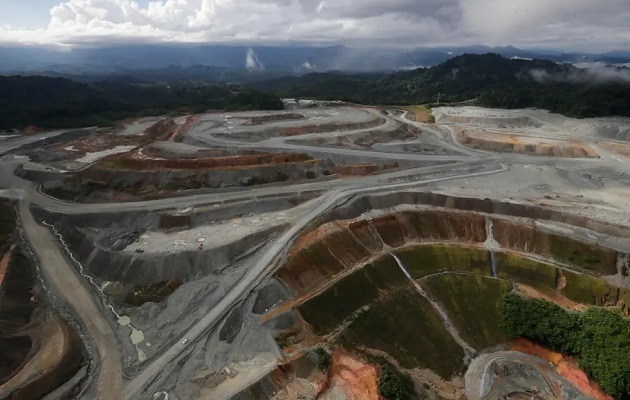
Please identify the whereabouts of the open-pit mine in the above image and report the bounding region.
[2,102,630,400]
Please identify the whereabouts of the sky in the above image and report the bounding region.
[0,0,629,51]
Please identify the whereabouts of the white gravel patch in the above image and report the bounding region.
[76,145,137,163]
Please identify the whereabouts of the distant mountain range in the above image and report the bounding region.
[2,44,630,80]
[253,53,630,118]
[2,53,630,131]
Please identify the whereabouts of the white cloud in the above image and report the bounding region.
[245,48,264,71]
[0,0,628,50]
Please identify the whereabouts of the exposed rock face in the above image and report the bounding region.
[59,223,286,284]
[279,210,486,295]
[46,158,334,200]
[279,118,385,137]
[435,113,542,128]
[493,219,618,275]
[278,191,630,297]
[458,131,598,158]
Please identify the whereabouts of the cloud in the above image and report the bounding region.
[0,0,628,50]
[529,64,630,84]
[245,48,264,71]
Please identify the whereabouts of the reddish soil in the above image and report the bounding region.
[458,131,598,158]
[22,125,41,134]
[515,284,588,312]
[319,349,381,400]
[169,115,200,141]
[510,339,613,400]
[0,244,15,288]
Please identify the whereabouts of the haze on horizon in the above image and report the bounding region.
[0,0,629,52]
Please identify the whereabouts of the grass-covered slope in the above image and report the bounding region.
[422,274,513,350]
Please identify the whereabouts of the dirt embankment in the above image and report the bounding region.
[0,242,84,399]
[46,152,334,201]
[279,210,486,296]
[437,114,542,128]
[493,219,618,275]
[278,191,629,298]
[244,113,305,126]
[279,117,386,137]
[335,162,399,177]
[457,131,598,158]
[598,141,630,158]
[510,339,613,400]
[99,151,314,171]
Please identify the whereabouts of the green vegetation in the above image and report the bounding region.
[378,363,415,400]
[299,253,464,377]
[546,234,617,274]
[495,252,558,290]
[560,269,618,306]
[397,244,489,279]
[254,54,630,118]
[422,274,513,349]
[402,105,434,123]
[0,76,283,129]
[313,347,331,371]
[499,293,630,397]
[125,278,183,306]
[340,286,465,378]
[298,256,404,335]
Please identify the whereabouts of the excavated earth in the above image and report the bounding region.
[7,104,630,400]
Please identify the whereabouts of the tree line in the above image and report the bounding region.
[0,76,283,130]
[499,293,630,398]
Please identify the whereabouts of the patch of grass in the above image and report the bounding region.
[495,252,557,290]
[422,274,513,349]
[547,234,617,275]
[403,105,434,123]
[340,286,465,378]
[313,347,331,371]
[560,270,618,305]
[298,255,406,336]
[125,278,183,306]
[299,269,380,335]
[397,244,490,279]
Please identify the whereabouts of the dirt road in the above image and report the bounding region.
[18,201,123,400]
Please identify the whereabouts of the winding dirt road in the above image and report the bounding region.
[18,201,123,400]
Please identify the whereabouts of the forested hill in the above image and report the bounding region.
[253,53,630,118]
[0,76,283,130]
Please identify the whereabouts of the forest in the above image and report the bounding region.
[0,76,283,130]
[254,53,630,118]
[499,293,630,398]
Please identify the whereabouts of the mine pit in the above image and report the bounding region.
[7,103,630,400]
